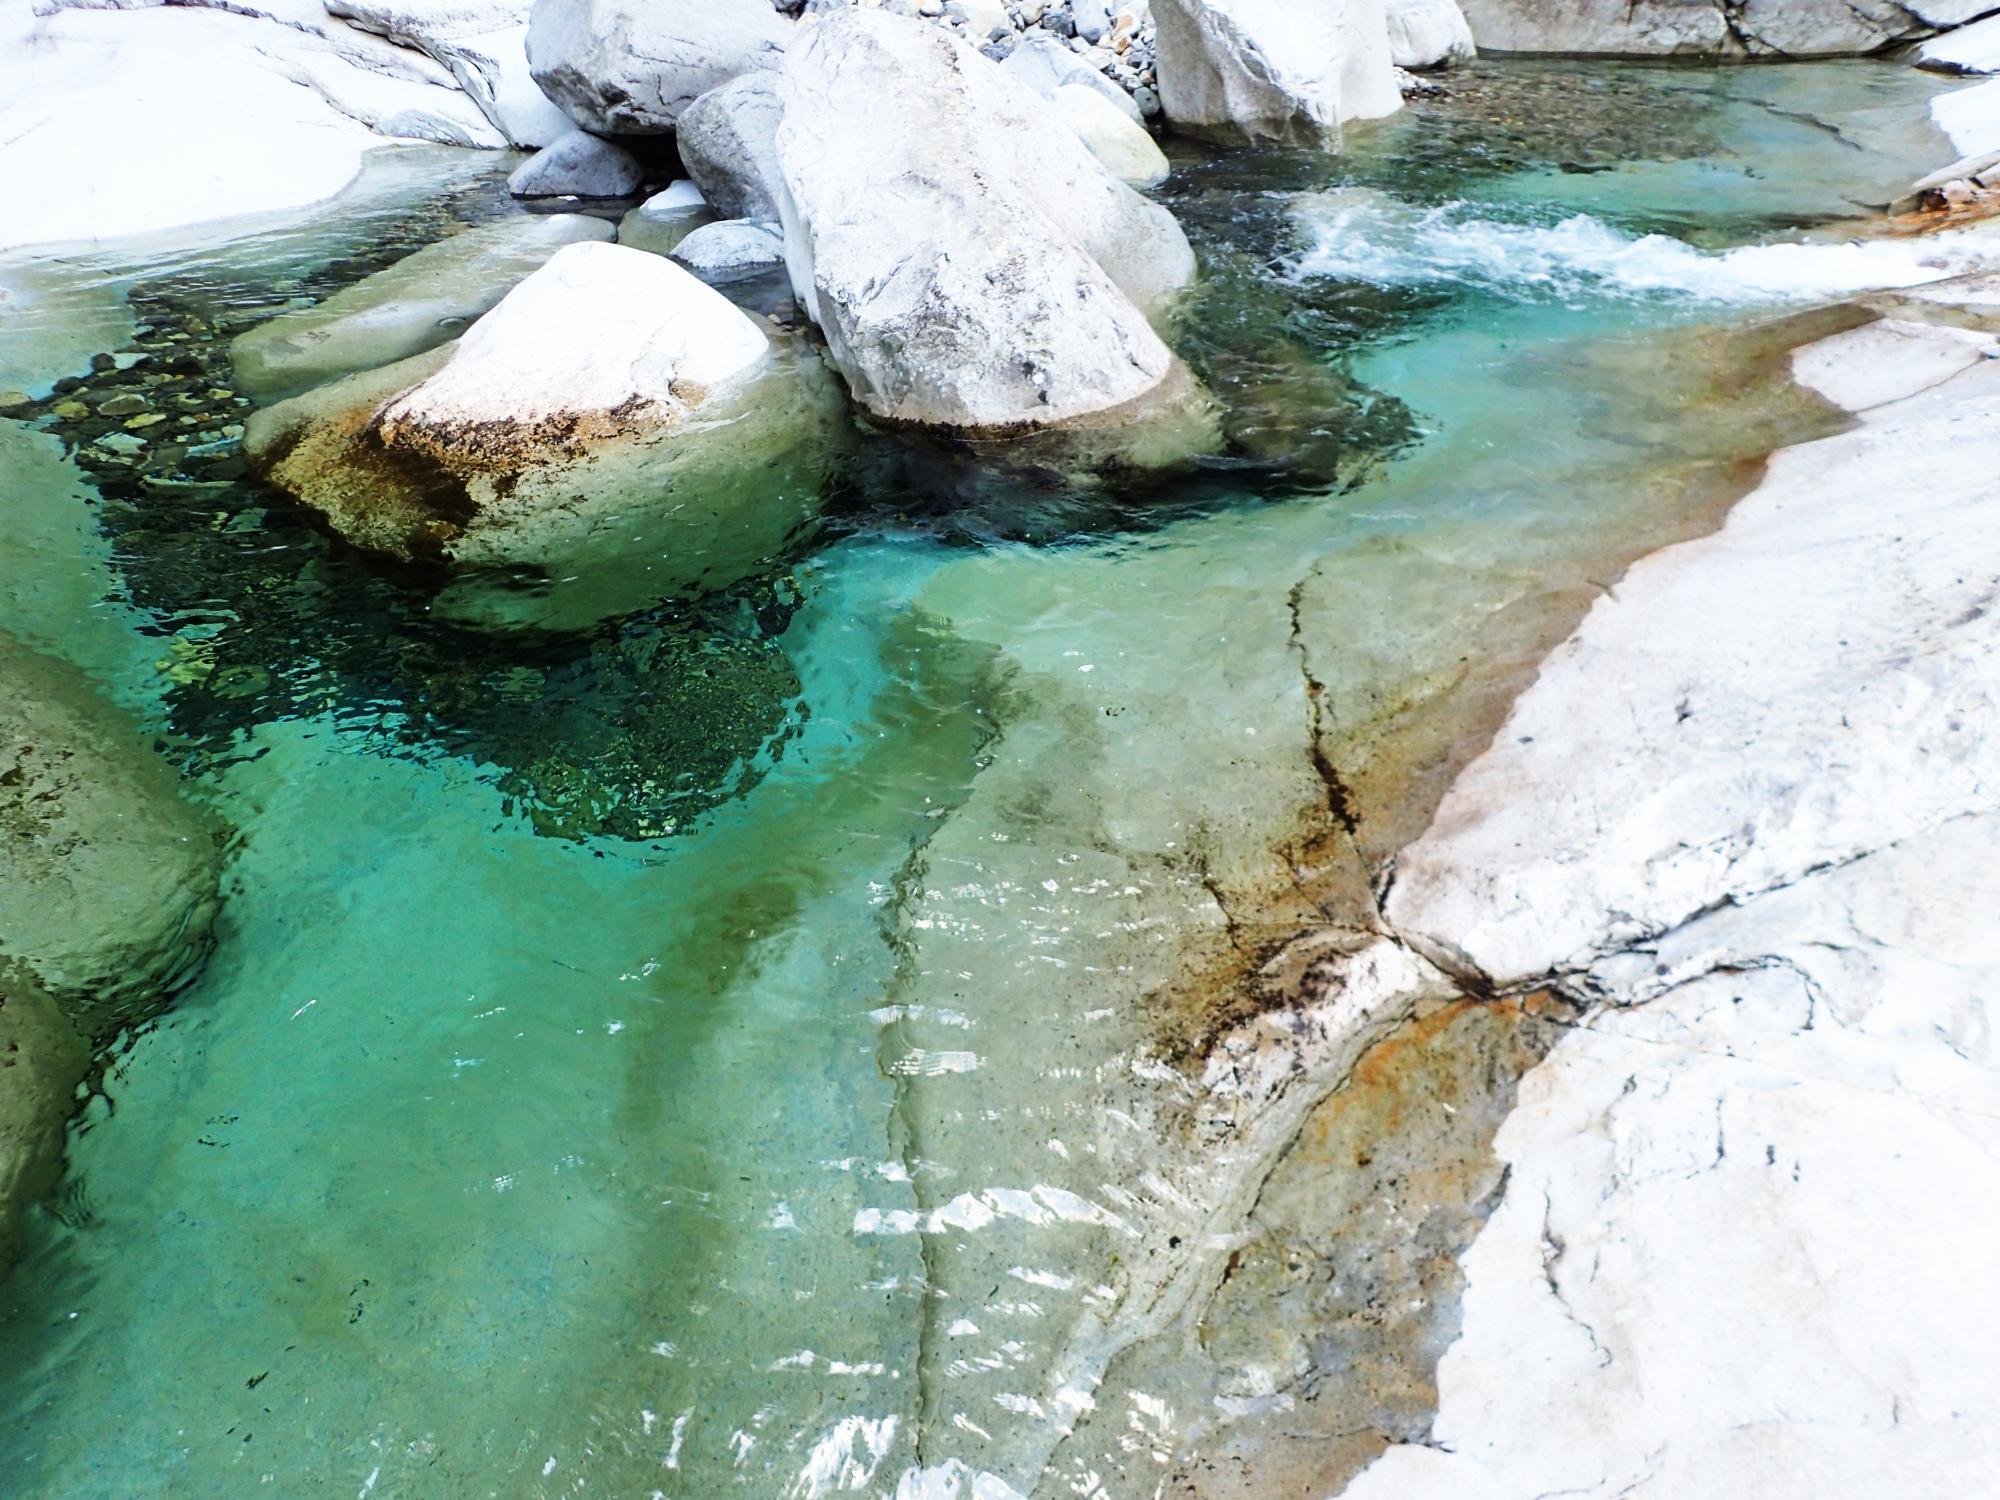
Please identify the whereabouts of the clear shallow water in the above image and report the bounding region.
[0,59,1985,1500]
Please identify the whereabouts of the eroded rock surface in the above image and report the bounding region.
[0,969,89,1274]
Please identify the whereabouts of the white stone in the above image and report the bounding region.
[1384,0,1474,68]
[1920,13,2000,73]
[526,0,791,135]
[230,213,614,400]
[379,240,770,438]
[772,9,1197,431]
[1151,0,1402,148]
[1050,83,1170,186]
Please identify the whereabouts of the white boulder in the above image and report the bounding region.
[675,72,787,221]
[771,9,1201,434]
[1052,83,1171,186]
[1152,0,1403,148]
[1385,0,1475,68]
[505,126,645,196]
[230,213,613,400]
[526,0,791,135]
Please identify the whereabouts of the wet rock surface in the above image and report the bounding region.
[0,970,89,1275]
[0,638,223,1029]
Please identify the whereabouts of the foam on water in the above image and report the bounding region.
[1293,188,2000,304]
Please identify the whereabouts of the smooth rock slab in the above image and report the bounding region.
[1152,0,1403,148]
[230,212,614,401]
[1921,13,2000,73]
[506,127,645,197]
[526,0,791,135]
[325,0,572,146]
[0,637,223,1030]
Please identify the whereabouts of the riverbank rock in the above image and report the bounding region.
[246,241,845,629]
[1386,0,1475,68]
[505,127,645,197]
[0,969,88,1274]
[0,638,223,1031]
[773,9,1207,445]
[1002,31,1145,122]
[676,73,786,221]
[526,0,791,135]
[231,213,613,401]
[1152,0,1403,147]
[1455,0,1993,56]
[324,0,571,146]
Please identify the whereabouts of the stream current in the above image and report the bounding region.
[0,58,1986,1500]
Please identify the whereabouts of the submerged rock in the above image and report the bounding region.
[0,968,88,1274]
[773,10,1211,450]
[247,241,845,630]
[0,637,223,1030]
[676,72,787,222]
[230,213,614,402]
[617,183,715,256]
[1152,0,1403,147]
[526,0,791,135]
[1386,0,1475,69]
[505,127,645,197]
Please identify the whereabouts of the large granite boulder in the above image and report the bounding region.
[676,72,786,222]
[247,241,845,630]
[1386,0,1476,67]
[772,9,1206,442]
[1152,0,1403,147]
[526,0,791,135]
[324,0,572,146]
[0,639,223,1031]
[231,213,613,401]
[0,968,87,1273]
[505,126,645,197]
[1455,0,1994,56]
[1001,31,1146,123]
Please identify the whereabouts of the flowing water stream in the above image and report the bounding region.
[0,58,1986,1500]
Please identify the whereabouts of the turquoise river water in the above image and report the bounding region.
[0,58,1988,1500]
